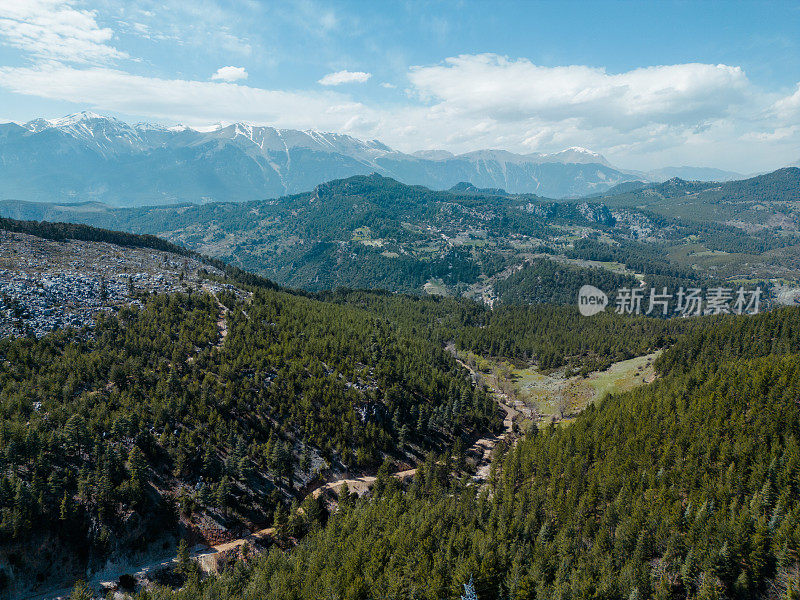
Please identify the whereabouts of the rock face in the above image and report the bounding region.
[0,112,647,205]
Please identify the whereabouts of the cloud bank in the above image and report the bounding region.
[0,0,126,63]
[0,2,797,171]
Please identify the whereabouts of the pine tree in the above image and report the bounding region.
[59,492,72,523]
[177,538,191,575]
[215,476,230,515]
[127,446,147,506]
[69,580,93,600]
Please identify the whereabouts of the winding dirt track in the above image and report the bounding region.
[28,346,517,597]
[195,354,518,570]
[454,357,519,480]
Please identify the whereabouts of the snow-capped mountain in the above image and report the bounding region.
[537,147,613,167]
[0,111,726,206]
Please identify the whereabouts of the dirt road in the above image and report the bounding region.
[27,345,516,598]
[453,356,519,480]
[192,353,518,572]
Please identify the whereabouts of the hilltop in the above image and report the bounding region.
[2,171,799,297]
[596,167,800,231]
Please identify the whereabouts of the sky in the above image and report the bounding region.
[0,0,798,172]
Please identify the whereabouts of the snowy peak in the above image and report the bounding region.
[0,111,733,205]
[540,147,612,167]
[188,121,395,163]
[451,147,612,168]
[22,111,146,155]
[25,111,119,132]
[22,118,56,134]
[13,112,618,170]
[48,111,107,127]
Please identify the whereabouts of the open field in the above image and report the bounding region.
[519,351,659,424]
[514,351,660,424]
[471,351,661,427]
[422,277,449,296]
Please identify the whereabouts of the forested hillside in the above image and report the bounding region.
[0,288,497,589]
[494,259,639,306]
[2,218,798,598]
[2,172,796,296]
[317,289,688,371]
[133,307,800,600]
[0,235,711,593]
[597,167,800,235]
[454,304,688,370]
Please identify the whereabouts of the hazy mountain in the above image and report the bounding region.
[593,167,800,235]
[583,180,649,197]
[599,168,800,206]
[0,112,646,206]
[0,173,675,292]
[646,166,743,182]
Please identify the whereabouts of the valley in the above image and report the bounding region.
[1,152,800,600]
[0,220,688,599]
[3,170,800,306]
[34,334,662,599]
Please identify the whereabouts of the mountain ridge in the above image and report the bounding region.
[0,111,750,206]
[4,168,798,296]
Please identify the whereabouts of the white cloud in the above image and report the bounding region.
[386,54,800,171]
[0,0,127,64]
[0,63,377,133]
[318,70,371,86]
[773,83,800,119]
[0,0,794,173]
[0,13,797,174]
[380,82,396,89]
[742,125,800,143]
[211,66,248,82]
[408,54,752,131]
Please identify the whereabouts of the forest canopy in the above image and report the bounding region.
[122,307,800,600]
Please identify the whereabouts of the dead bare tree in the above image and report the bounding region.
[556,390,570,420]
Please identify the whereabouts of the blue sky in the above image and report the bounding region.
[0,0,798,171]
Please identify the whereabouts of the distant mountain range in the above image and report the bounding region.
[0,111,749,206]
[644,166,744,181]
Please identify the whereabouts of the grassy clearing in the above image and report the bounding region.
[461,350,661,428]
[667,243,757,271]
[519,350,660,425]
[423,278,449,296]
[351,226,372,241]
